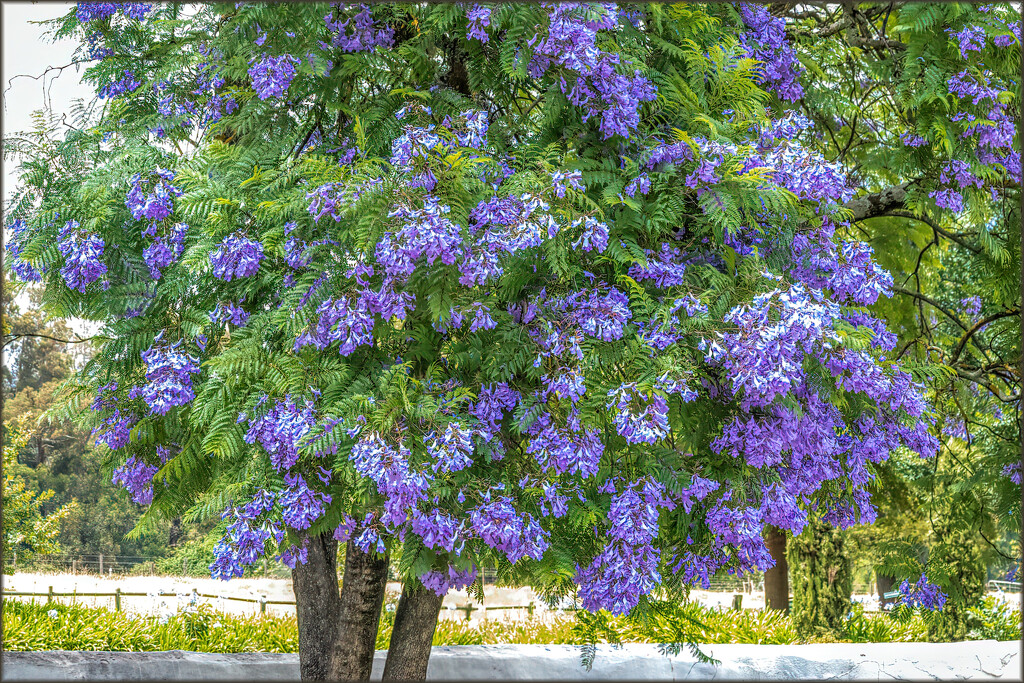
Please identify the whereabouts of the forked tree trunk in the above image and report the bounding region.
[764,527,790,612]
[291,534,389,681]
[330,542,391,679]
[381,582,445,680]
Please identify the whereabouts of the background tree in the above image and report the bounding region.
[2,425,78,570]
[788,519,853,639]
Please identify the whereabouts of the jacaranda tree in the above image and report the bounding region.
[6,1,987,678]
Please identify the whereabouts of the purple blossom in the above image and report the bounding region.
[126,169,182,222]
[551,170,585,198]
[58,221,107,293]
[607,384,669,445]
[896,574,947,611]
[466,5,491,42]
[948,25,986,58]
[210,233,264,281]
[244,397,317,471]
[111,456,158,505]
[420,566,477,597]
[279,473,331,530]
[6,219,42,282]
[98,70,142,99]
[249,54,300,100]
[325,5,394,53]
[426,422,474,474]
[140,338,201,415]
[961,296,982,318]
[469,494,550,564]
[737,4,804,101]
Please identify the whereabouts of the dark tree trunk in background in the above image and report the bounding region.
[292,534,390,680]
[381,582,444,680]
[875,569,897,609]
[764,527,790,612]
[329,542,391,679]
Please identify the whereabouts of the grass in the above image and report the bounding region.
[2,597,1017,652]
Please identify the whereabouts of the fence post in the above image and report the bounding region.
[183,558,188,576]
[260,595,267,615]
[12,550,16,571]
[99,554,104,575]
[527,602,534,617]
[72,559,77,574]
[48,586,54,603]
[464,603,473,621]
[115,588,122,613]
[731,594,742,610]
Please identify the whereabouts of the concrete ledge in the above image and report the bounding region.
[2,642,1020,680]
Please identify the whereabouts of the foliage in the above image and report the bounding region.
[10,596,1015,653]
[2,426,78,570]
[788,520,854,639]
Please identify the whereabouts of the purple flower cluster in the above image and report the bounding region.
[143,223,187,279]
[325,5,394,53]
[466,5,491,43]
[111,456,158,505]
[524,411,604,478]
[529,3,657,138]
[210,233,264,281]
[737,4,804,101]
[607,384,669,445]
[76,2,151,22]
[426,422,475,474]
[378,196,463,278]
[140,337,201,415]
[948,25,986,58]
[469,493,550,564]
[249,54,300,100]
[279,473,332,530]
[577,479,672,615]
[6,219,42,282]
[126,168,181,222]
[98,70,142,99]
[420,566,477,597]
[244,397,317,471]
[210,491,283,580]
[895,574,947,611]
[58,221,107,293]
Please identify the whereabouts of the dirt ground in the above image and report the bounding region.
[3,571,1017,621]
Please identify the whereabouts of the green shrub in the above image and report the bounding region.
[7,596,1011,653]
[965,595,1022,642]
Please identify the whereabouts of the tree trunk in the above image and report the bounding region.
[329,542,390,680]
[764,527,790,612]
[292,534,343,681]
[381,582,444,680]
[292,535,389,681]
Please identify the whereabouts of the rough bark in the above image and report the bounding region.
[843,181,912,222]
[292,533,343,681]
[764,527,790,613]
[329,543,391,680]
[381,582,444,681]
[292,535,390,681]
